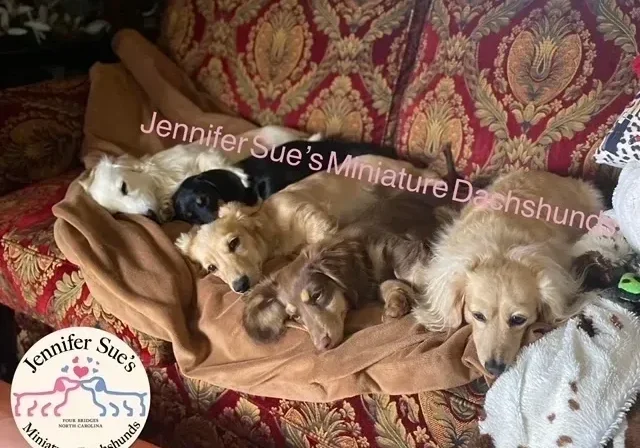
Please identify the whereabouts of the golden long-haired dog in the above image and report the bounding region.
[174,155,444,293]
[413,170,605,376]
[241,188,458,351]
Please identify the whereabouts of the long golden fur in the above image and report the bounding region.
[242,188,458,350]
[412,170,605,376]
[175,155,443,292]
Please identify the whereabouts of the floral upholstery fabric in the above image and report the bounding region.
[0,172,173,368]
[0,76,89,195]
[160,0,415,143]
[161,0,640,182]
[394,0,640,179]
[3,1,640,447]
[14,312,487,448]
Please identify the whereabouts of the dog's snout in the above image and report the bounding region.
[484,359,507,377]
[316,335,332,351]
[232,275,250,293]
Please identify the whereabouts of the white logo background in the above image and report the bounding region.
[11,327,150,448]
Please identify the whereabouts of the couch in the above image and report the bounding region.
[0,0,637,446]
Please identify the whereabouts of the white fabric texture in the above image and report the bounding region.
[479,297,640,448]
[611,161,640,254]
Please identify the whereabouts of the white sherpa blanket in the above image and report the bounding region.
[479,297,640,448]
[612,160,640,255]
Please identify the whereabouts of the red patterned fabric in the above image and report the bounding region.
[0,76,89,195]
[13,313,487,448]
[145,366,486,448]
[3,1,640,447]
[392,0,640,180]
[160,0,415,144]
[160,0,638,181]
[0,172,173,368]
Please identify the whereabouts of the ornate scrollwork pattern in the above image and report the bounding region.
[396,0,640,180]
[162,0,414,143]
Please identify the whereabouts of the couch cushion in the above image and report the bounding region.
[145,364,487,448]
[390,0,640,180]
[0,171,173,368]
[0,76,89,195]
[160,0,416,144]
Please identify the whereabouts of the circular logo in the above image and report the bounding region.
[11,327,150,448]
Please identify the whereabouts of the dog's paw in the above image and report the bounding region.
[382,290,411,321]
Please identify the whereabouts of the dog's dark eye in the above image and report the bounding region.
[310,290,328,306]
[207,265,217,274]
[508,315,527,327]
[291,313,301,322]
[472,312,486,322]
[228,237,240,252]
[195,196,208,207]
[121,181,128,196]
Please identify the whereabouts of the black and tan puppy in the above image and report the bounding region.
[171,137,401,224]
[172,169,258,225]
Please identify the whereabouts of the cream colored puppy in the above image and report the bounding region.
[413,170,605,377]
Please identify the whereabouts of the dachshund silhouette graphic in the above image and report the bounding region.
[14,377,81,417]
[80,377,148,417]
[14,376,148,418]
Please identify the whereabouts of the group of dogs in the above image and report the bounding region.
[79,126,605,378]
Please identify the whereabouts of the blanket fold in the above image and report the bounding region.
[52,29,539,401]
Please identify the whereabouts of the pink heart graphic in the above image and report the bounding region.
[73,366,89,378]
[72,356,79,364]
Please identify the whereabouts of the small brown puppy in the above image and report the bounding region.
[175,155,443,292]
[242,189,457,350]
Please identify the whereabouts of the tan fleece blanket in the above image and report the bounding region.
[53,29,543,402]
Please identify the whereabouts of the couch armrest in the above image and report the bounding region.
[0,76,90,196]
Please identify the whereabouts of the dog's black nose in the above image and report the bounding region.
[484,359,507,376]
[232,275,250,293]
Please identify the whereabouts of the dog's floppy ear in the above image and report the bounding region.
[175,228,199,256]
[309,239,376,307]
[242,289,287,343]
[414,249,473,331]
[415,270,468,331]
[508,245,582,325]
[536,259,583,325]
